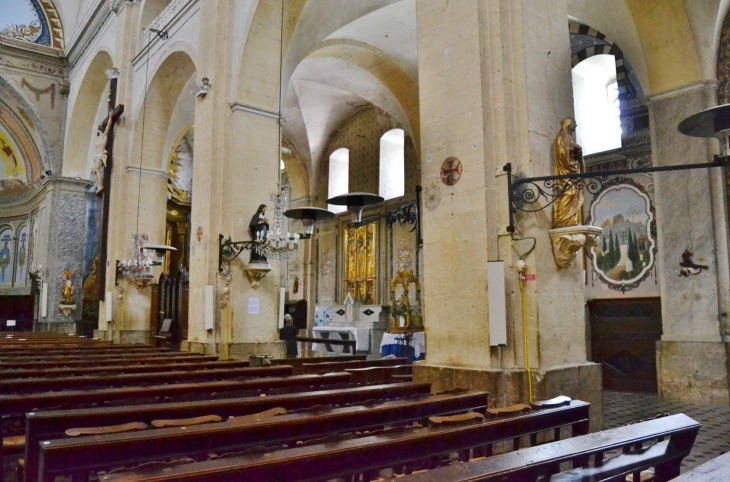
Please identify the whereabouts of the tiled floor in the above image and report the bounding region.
[604,390,730,472]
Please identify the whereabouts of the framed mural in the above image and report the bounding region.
[586,177,657,293]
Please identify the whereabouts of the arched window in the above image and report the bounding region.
[328,148,349,213]
[572,54,622,155]
[379,129,404,200]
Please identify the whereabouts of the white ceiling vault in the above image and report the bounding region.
[281,0,418,192]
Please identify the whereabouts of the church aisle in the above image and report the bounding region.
[604,390,730,472]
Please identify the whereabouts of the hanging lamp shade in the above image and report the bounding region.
[326,192,384,223]
[678,103,730,157]
[284,207,335,237]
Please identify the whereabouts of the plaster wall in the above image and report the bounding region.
[649,83,730,402]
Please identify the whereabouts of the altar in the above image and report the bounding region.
[310,304,387,358]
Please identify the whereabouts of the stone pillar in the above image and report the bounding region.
[649,82,730,404]
[414,0,601,430]
[182,0,285,358]
[36,178,93,333]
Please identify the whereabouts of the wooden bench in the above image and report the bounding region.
[669,450,730,481]
[23,381,429,482]
[0,364,291,394]
[397,413,700,482]
[0,346,165,355]
[38,389,485,481]
[0,360,252,379]
[0,354,216,368]
[270,355,366,374]
[95,400,592,482]
[302,357,409,374]
[344,365,413,384]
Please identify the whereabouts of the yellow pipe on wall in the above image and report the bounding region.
[519,276,533,403]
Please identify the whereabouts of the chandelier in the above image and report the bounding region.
[116,234,175,291]
[253,189,300,262]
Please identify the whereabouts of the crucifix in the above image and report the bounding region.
[96,76,124,301]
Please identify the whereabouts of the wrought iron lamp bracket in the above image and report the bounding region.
[218,234,256,273]
[353,186,423,247]
[504,156,729,233]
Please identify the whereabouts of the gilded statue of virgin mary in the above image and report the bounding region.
[552,118,586,228]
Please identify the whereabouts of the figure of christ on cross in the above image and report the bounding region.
[95,77,124,301]
[92,110,113,194]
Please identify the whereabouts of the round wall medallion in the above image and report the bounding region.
[440,157,462,186]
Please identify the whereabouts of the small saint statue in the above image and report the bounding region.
[344,292,355,324]
[249,204,269,263]
[91,110,114,195]
[552,118,586,228]
[61,270,74,305]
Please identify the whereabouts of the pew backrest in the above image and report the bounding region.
[38,390,486,481]
[669,450,730,481]
[397,413,700,482]
[24,381,429,482]
[96,400,592,482]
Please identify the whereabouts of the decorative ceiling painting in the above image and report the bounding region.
[0,0,64,49]
[0,122,28,192]
[586,177,657,293]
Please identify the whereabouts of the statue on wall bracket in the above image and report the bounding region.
[549,118,602,268]
[59,270,77,317]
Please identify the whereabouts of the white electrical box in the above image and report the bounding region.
[205,285,214,330]
[488,261,507,346]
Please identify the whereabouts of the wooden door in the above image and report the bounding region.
[589,298,662,393]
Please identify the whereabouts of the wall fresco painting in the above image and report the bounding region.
[586,178,657,293]
[0,228,15,285]
[14,225,28,285]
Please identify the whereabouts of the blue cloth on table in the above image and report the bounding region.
[380,343,425,362]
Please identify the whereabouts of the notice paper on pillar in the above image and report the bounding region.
[248,298,259,315]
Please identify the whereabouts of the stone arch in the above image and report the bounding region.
[281,138,310,201]
[569,23,635,102]
[131,49,196,172]
[63,50,114,178]
[138,0,173,42]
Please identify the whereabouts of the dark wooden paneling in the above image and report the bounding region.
[589,298,662,393]
[0,295,34,331]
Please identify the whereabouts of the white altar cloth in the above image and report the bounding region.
[312,326,370,352]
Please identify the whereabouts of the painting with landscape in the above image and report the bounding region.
[587,180,656,289]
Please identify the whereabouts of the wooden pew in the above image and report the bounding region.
[23,381,428,482]
[345,365,413,384]
[270,355,366,375]
[0,346,164,355]
[0,354,219,369]
[302,357,408,374]
[0,355,218,371]
[669,451,730,481]
[0,365,291,394]
[38,389,485,481]
[95,400,592,482]
[397,413,700,482]
[0,360,252,379]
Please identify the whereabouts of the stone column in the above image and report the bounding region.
[413,0,601,429]
[36,178,93,333]
[649,82,730,404]
[182,0,285,358]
